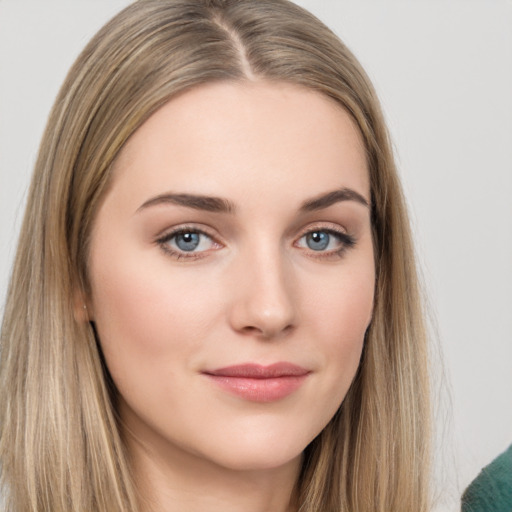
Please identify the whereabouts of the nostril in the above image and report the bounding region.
[227,261,297,338]
[239,322,295,339]
[241,325,259,334]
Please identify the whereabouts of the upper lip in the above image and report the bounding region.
[203,362,310,379]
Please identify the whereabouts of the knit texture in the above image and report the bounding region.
[461,445,512,512]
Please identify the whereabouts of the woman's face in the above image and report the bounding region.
[88,81,374,473]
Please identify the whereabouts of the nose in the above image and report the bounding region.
[227,248,297,340]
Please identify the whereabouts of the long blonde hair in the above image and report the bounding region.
[0,1,431,510]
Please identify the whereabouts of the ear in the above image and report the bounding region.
[73,290,93,323]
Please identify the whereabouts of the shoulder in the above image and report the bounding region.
[461,444,512,512]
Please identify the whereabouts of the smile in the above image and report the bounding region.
[202,363,311,403]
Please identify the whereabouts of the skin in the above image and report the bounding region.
[87,81,375,512]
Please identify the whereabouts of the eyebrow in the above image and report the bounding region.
[299,188,370,211]
[137,187,369,215]
[137,193,236,213]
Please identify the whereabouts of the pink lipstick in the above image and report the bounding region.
[203,363,310,402]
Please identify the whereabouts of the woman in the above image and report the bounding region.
[0,1,431,511]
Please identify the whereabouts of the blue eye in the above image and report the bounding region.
[296,228,355,255]
[158,228,217,257]
[305,231,330,251]
[174,231,201,252]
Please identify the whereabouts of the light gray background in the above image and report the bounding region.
[1,1,511,510]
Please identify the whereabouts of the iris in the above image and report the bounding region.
[306,231,330,251]
[175,232,201,251]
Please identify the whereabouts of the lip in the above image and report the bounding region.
[202,363,310,403]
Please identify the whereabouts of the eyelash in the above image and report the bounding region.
[295,226,356,260]
[155,224,356,261]
[156,225,219,260]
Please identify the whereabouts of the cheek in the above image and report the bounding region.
[305,257,374,342]
[87,239,217,390]
[303,259,374,396]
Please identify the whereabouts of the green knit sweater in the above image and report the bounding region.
[461,445,512,512]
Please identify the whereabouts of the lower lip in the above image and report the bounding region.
[204,374,309,402]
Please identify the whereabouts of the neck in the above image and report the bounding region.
[124,424,301,512]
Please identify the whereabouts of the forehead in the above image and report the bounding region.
[110,80,369,208]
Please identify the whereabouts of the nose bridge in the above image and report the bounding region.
[228,237,296,338]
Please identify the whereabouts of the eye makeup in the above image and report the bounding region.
[154,221,357,262]
[294,223,356,260]
[155,224,223,261]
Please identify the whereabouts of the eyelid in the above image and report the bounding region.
[295,221,349,238]
[293,222,356,258]
[155,223,217,240]
[155,224,223,259]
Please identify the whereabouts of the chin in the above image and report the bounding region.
[206,446,304,473]
[192,426,316,473]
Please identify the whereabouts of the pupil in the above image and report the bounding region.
[307,231,329,251]
[176,232,200,251]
